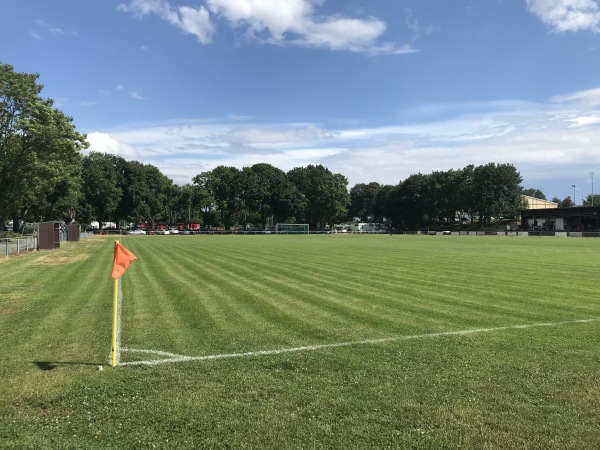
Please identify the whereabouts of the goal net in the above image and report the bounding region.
[274,223,309,234]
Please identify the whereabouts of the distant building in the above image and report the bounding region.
[522,195,558,209]
[521,206,600,231]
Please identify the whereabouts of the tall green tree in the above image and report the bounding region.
[80,152,125,229]
[287,165,349,229]
[554,196,574,208]
[116,160,174,228]
[471,163,523,224]
[373,184,393,224]
[349,182,381,222]
[0,63,87,229]
[193,166,241,229]
[522,188,546,199]
[582,194,600,207]
[239,164,302,228]
[388,173,428,229]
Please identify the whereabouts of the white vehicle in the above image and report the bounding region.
[129,229,146,235]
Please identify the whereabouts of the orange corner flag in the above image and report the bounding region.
[112,241,137,279]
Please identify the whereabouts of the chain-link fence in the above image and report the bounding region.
[0,236,38,257]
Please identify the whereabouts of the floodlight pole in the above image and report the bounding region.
[572,185,577,206]
[590,172,595,206]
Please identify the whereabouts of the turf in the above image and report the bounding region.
[0,235,599,448]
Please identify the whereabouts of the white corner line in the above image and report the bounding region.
[117,318,597,367]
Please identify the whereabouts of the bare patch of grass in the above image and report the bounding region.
[32,253,89,267]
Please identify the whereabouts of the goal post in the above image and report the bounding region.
[274,223,309,234]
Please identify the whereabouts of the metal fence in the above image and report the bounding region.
[0,236,38,257]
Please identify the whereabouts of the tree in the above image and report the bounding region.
[471,163,523,224]
[349,182,381,222]
[287,165,349,229]
[116,160,175,228]
[555,196,574,208]
[80,152,125,229]
[522,188,546,199]
[373,184,393,224]
[582,194,600,207]
[193,166,241,229]
[172,184,206,225]
[240,163,303,228]
[386,174,428,229]
[0,63,87,229]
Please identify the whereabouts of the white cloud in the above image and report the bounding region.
[118,0,413,54]
[551,86,600,106]
[130,89,147,100]
[86,132,140,159]
[118,0,214,43]
[84,88,600,199]
[526,0,600,33]
[567,115,600,127]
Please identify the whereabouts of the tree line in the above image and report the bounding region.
[2,62,573,233]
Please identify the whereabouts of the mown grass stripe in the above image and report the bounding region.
[119,318,597,367]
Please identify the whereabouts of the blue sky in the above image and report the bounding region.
[2,0,600,201]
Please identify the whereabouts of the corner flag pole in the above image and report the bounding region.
[110,239,137,367]
[111,257,119,367]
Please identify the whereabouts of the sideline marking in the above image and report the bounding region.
[118,318,596,367]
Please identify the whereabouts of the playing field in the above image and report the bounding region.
[1,234,599,448]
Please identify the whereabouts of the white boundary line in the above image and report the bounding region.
[117,318,596,367]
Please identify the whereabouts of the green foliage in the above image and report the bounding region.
[522,187,546,199]
[287,164,349,229]
[472,163,523,224]
[0,63,87,226]
[80,152,125,228]
[583,194,600,206]
[193,166,241,229]
[349,182,381,221]
[381,163,523,228]
[242,163,303,227]
[122,161,174,225]
[555,196,575,208]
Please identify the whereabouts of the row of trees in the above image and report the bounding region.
[349,163,525,229]
[78,156,529,230]
[2,62,564,232]
[78,158,350,231]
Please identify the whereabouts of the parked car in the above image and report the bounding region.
[128,229,146,235]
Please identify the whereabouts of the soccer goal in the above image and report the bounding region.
[274,223,309,234]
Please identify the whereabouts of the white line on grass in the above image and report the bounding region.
[118,318,596,367]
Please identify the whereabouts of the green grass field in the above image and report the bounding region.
[1,234,599,449]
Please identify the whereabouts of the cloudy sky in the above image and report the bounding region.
[2,0,600,201]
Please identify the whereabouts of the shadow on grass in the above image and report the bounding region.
[34,361,103,371]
